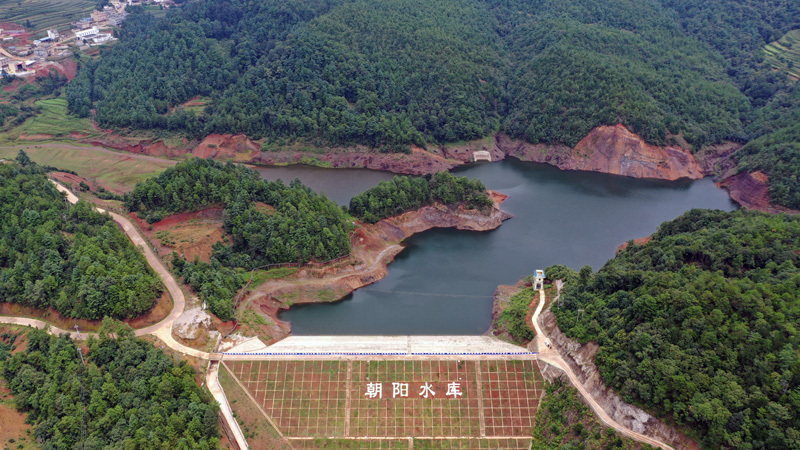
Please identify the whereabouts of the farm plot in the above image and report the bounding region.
[0,0,95,34]
[222,359,544,449]
[763,29,800,80]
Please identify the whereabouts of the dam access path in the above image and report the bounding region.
[0,181,674,450]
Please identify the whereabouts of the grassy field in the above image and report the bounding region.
[763,29,800,80]
[245,267,300,289]
[0,0,95,35]
[6,98,99,138]
[218,363,291,450]
[224,360,544,442]
[0,145,174,191]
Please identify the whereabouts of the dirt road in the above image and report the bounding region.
[531,285,674,450]
[48,181,207,356]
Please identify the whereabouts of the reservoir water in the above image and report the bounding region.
[258,158,737,335]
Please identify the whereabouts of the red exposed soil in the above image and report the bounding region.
[150,207,224,230]
[193,133,260,160]
[133,207,227,263]
[60,59,78,80]
[616,235,653,253]
[2,78,23,92]
[87,136,191,158]
[717,170,797,214]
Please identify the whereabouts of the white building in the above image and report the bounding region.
[75,27,99,39]
[533,269,545,290]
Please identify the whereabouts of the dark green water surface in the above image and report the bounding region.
[260,159,737,335]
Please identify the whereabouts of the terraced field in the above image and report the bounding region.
[763,29,800,80]
[0,0,95,34]
[7,98,97,138]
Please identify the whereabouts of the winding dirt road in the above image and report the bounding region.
[0,180,674,450]
[0,181,248,449]
[531,284,674,450]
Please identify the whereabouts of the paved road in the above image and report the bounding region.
[207,362,249,450]
[7,180,667,450]
[531,285,674,450]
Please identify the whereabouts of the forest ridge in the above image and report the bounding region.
[66,0,800,207]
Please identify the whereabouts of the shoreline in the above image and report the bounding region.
[232,193,513,345]
[5,126,797,213]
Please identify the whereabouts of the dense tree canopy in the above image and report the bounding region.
[67,0,777,147]
[127,157,352,266]
[171,254,243,321]
[127,157,351,319]
[1,324,220,449]
[0,153,162,319]
[348,172,492,223]
[64,0,800,206]
[552,209,800,448]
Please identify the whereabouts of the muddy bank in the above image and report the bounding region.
[717,170,799,214]
[539,307,699,450]
[77,125,799,213]
[240,193,512,343]
[252,145,461,175]
[692,142,797,214]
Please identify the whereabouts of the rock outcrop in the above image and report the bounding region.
[717,170,797,214]
[385,196,513,235]
[173,306,213,340]
[497,125,704,181]
[539,308,699,450]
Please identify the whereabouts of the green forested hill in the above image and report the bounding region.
[66,0,800,204]
[1,324,220,449]
[348,172,492,223]
[551,209,800,448]
[126,157,351,319]
[0,153,162,320]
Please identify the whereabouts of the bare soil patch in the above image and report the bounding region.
[0,381,35,449]
[134,207,226,263]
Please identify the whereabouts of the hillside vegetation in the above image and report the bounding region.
[1,323,220,449]
[348,172,492,223]
[0,152,162,319]
[65,0,800,207]
[64,0,780,149]
[532,378,651,449]
[552,209,800,448]
[126,157,351,319]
